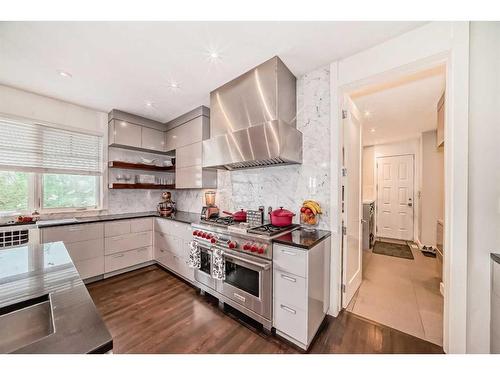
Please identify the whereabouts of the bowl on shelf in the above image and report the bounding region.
[140,157,158,165]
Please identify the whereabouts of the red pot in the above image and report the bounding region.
[223,209,247,222]
[269,207,295,227]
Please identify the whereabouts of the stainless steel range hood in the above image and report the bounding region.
[202,56,302,170]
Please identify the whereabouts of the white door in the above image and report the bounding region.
[342,97,363,308]
[376,155,414,241]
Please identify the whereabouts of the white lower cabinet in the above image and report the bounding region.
[41,216,195,282]
[105,246,152,273]
[273,237,331,350]
[153,218,194,283]
[41,223,104,281]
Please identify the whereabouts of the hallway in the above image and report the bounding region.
[346,243,443,346]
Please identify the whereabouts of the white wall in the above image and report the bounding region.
[362,146,375,201]
[420,130,444,247]
[467,22,500,353]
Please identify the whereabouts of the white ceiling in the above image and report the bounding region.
[354,73,445,146]
[0,21,425,123]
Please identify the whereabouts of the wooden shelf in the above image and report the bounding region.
[108,161,175,172]
[108,183,176,190]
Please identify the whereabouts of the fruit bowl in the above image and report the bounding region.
[300,200,322,232]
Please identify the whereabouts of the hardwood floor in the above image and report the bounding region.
[87,265,444,354]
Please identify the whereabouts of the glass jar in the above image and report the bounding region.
[300,211,320,232]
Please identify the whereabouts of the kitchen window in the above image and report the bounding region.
[0,117,103,215]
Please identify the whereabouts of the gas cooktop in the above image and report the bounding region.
[199,216,299,238]
[247,223,300,236]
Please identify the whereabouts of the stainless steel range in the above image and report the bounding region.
[191,218,299,331]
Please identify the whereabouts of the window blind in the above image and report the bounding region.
[0,117,103,175]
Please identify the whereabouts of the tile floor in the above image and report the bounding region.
[346,242,443,346]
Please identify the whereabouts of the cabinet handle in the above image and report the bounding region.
[68,226,83,232]
[280,304,296,315]
[112,253,124,258]
[233,293,246,302]
[281,274,296,283]
[281,250,297,256]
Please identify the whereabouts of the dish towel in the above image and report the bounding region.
[211,246,225,280]
[187,240,201,269]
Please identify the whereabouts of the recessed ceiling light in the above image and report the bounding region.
[364,110,371,117]
[145,101,153,107]
[58,70,72,78]
[169,82,179,89]
[370,128,376,133]
[209,51,219,59]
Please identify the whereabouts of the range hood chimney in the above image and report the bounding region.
[202,56,302,170]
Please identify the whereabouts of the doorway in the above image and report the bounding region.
[376,154,414,241]
[341,66,446,346]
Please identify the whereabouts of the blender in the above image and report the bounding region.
[201,191,219,220]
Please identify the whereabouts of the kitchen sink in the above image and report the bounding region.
[0,294,55,353]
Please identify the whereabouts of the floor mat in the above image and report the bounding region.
[372,241,414,260]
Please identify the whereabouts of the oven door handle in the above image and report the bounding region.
[223,254,271,270]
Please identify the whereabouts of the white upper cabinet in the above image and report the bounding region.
[165,116,205,152]
[108,109,166,153]
[109,119,142,148]
[141,127,165,152]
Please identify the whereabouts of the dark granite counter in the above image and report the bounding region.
[273,228,332,250]
[492,253,500,264]
[0,242,112,353]
[36,210,200,228]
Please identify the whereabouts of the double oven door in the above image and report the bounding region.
[194,243,272,320]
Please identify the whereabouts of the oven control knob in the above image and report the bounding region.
[192,230,198,236]
[243,243,250,250]
[250,245,258,252]
[228,241,236,249]
[257,247,265,254]
[201,232,207,238]
[210,237,217,244]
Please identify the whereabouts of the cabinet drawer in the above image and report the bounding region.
[155,232,180,256]
[105,246,152,273]
[155,218,191,239]
[131,218,152,233]
[273,244,307,278]
[141,127,165,152]
[42,223,104,244]
[170,252,195,281]
[65,238,104,262]
[155,218,174,235]
[104,220,131,237]
[156,249,194,282]
[74,257,104,280]
[274,298,307,344]
[176,142,202,168]
[274,269,307,310]
[105,231,152,255]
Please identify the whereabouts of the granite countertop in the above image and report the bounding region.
[35,210,200,228]
[492,253,500,264]
[273,228,332,250]
[0,242,112,353]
